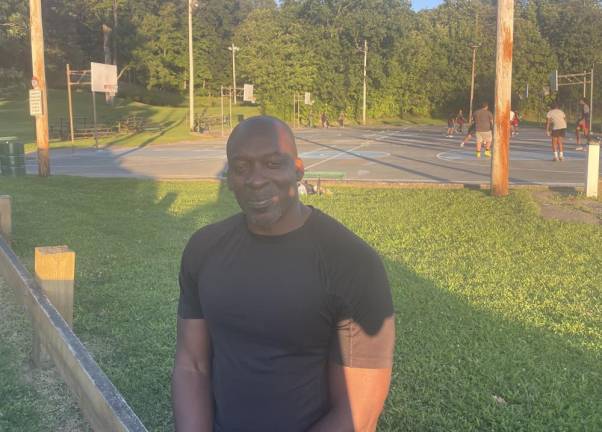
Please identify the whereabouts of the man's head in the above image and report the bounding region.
[481,101,489,109]
[580,98,588,105]
[226,116,305,233]
[551,101,560,109]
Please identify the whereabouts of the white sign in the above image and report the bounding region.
[29,89,43,116]
[304,92,311,105]
[91,62,118,93]
[243,84,254,102]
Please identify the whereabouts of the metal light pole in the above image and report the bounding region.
[188,0,195,131]
[468,44,480,123]
[228,44,239,104]
[590,65,594,134]
[491,0,514,197]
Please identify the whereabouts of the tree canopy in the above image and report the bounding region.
[2,0,601,119]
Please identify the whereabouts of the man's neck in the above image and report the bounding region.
[248,202,312,236]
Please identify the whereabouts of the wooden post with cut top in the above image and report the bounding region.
[32,246,75,366]
[0,195,12,243]
[491,0,514,197]
[29,0,50,176]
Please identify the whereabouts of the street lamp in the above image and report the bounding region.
[228,43,239,104]
[188,0,198,131]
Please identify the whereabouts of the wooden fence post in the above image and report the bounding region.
[0,196,11,243]
[32,246,75,366]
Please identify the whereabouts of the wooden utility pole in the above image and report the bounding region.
[112,0,118,66]
[362,40,368,125]
[66,64,74,142]
[188,0,194,131]
[30,0,50,176]
[491,0,514,197]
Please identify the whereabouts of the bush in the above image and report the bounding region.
[118,82,184,107]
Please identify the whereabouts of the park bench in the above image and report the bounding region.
[73,126,116,138]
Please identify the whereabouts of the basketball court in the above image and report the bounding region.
[24,125,601,186]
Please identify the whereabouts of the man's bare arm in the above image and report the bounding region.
[172,318,213,432]
[308,364,392,432]
[309,316,395,432]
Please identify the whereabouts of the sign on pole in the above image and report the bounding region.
[91,62,118,94]
[243,84,254,102]
[29,89,43,116]
[304,92,312,105]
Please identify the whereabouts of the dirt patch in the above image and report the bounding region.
[531,189,602,225]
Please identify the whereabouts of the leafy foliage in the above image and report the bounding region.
[2,0,601,119]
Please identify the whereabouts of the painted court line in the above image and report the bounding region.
[303,131,398,170]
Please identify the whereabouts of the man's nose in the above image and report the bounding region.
[245,167,268,188]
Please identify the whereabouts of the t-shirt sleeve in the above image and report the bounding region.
[329,242,395,369]
[177,238,204,319]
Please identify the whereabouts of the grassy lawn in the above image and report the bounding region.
[0,278,89,431]
[0,89,261,152]
[1,177,600,431]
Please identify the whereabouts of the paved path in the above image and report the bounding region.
[24,125,601,186]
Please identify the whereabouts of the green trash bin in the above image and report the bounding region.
[0,138,26,176]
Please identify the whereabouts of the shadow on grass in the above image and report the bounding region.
[549,186,580,196]
[379,256,601,431]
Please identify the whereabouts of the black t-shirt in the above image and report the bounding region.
[178,208,394,432]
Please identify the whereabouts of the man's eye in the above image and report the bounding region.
[233,163,250,174]
[266,160,282,168]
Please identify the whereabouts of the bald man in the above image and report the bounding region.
[172,116,395,432]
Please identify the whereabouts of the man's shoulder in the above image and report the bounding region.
[309,209,379,259]
[184,213,244,254]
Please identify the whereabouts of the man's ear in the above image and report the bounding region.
[225,163,234,191]
[294,158,305,181]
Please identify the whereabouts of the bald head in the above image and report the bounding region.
[227,116,297,159]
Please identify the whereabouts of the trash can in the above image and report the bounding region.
[0,138,26,176]
[237,114,244,124]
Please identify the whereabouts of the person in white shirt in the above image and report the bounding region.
[546,102,567,161]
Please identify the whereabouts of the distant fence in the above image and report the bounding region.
[0,195,148,432]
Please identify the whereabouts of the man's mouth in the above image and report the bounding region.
[246,197,273,209]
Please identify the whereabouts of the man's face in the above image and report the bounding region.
[227,125,302,231]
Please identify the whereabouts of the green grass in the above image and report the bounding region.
[0,89,261,152]
[1,177,600,431]
[0,278,89,431]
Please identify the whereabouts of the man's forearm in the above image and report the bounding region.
[307,406,354,432]
[172,367,213,432]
